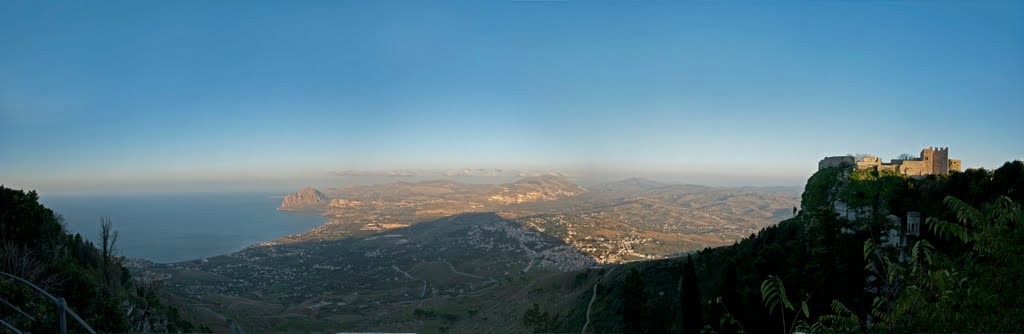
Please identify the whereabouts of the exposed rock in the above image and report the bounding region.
[487,175,586,204]
[278,186,329,211]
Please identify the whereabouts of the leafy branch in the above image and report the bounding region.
[760,276,809,334]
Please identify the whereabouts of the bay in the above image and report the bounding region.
[40,192,325,263]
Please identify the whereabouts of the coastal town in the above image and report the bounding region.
[119,175,800,331]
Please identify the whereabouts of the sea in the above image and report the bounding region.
[40,192,326,263]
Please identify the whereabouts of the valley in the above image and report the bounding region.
[5,2,1015,332]
[273,176,798,263]
[141,213,597,332]
[136,175,798,332]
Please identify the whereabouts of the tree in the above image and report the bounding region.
[760,276,809,334]
[802,195,1024,332]
[0,186,198,333]
[99,217,118,260]
[926,196,1021,257]
[522,303,558,333]
[680,255,703,334]
[921,195,1024,331]
[99,217,120,289]
[585,162,1024,334]
[622,268,650,333]
[896,153,915,160]
[992,161,1024,203]
[679,256,704,331]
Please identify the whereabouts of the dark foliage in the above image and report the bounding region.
[679,255,702,334]
[0,186,199,333]
[578,161,1024,333]
[522,303,559,333]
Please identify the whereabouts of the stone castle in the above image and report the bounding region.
[818,147,962,177]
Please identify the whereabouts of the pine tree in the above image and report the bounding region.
[622,268,650,333]
[680,255,703,334]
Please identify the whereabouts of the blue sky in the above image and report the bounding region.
[2,1,1022,193]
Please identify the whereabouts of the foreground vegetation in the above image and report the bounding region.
[566,161,1023,333]
[0,186,204,333]
[5,160,1020,333]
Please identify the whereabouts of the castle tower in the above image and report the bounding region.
[920,147,949,174]
[933,147,949,174]
[920,147,935,174]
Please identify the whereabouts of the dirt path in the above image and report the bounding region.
[393,265,429,298]
[581,267,615,334]
[392,265,415,280]
[442,258,487,279]
[521,259,536,273]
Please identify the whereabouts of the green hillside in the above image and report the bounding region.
[565,161,1024,333]
[0,186,204,333]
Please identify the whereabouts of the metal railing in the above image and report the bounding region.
[0,271,97,334]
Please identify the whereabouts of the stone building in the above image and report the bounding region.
[818,156,855,170]
[856,156,898,172]
[906,211,921,237]
[886,147,961,176]
[819,147,961,177]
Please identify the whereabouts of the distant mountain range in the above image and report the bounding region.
[315,175,584,203]
[588,177,713,194]
[327,168,572,178]
[487,175,587,204]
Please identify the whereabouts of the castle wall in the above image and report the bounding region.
[823,147,958,176]
[819,156,855,170]
[856,156,901,173]
[856,156,882,170]
[899,160,931,176]
[949,159,961,172]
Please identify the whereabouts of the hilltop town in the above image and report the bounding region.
[819,146,961,176]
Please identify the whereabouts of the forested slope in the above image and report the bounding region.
[560,161,1024,333]
[0,186,203,333]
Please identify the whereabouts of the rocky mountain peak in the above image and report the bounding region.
[278,186,329,211]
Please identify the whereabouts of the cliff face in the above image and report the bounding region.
[278,186,329,211]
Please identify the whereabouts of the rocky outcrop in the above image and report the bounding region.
[278,186,329,211]
[487,175,586,204]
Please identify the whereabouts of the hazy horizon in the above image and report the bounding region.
[3,1,1022,194]
[15,167,809,195]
